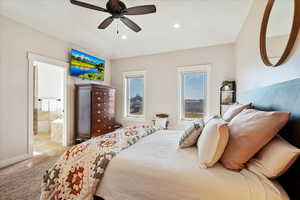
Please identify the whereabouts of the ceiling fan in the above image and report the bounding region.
[70,0,157,32]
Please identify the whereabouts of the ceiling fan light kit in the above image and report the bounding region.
[70,0,157,33]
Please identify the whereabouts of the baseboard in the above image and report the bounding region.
[0,154,32,169]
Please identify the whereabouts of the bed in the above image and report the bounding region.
[95,78,300,200]
[96,130,287,200]
[40,78,300,200]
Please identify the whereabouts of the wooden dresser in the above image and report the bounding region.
[75,84,116,144]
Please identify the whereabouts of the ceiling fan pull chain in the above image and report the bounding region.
[117,20,120,34]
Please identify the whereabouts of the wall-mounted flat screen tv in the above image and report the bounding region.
[70,49,105,81]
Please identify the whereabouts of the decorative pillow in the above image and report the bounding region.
[222,103,252,122]
[197,119,229,168]
[193,119,202,128]
[154,118,168,129]
[203,115,220,124]
[247,136,300,178]
[221,109,290,170]
[179,120,204,149]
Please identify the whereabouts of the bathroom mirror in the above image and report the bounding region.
[260,0,300,67]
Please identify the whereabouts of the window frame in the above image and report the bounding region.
[177,65,211,122]
[123,71,146,121]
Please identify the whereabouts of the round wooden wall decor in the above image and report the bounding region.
[260,0,300,67]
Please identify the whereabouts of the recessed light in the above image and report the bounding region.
[121,35,127,40]
[173,23,181,29]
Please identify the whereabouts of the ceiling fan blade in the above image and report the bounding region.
[124,5,156,15]
[98,17,114,29]
[120,17,142,32]
[70,0,108,12]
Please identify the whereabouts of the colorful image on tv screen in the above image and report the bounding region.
[70,49,105,81]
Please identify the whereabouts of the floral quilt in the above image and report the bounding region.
[40,125,157,200]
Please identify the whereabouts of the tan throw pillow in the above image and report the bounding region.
[222,103,252,122]
[197,119,229,168]
[247,136,300,178]
[221,109,290,170]
[179,121,204,148]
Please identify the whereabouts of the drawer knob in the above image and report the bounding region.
[97,97,101,100]
[97,111,101,114]
[98,104,101,107]
[97,130,101,133]
[97,119,101,122]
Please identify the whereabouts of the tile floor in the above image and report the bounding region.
[33,132,65,156]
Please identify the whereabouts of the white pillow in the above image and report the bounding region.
[197,119,229,168]
[203,115,219,124]
[222,103,252,122]
[154,118,168,129]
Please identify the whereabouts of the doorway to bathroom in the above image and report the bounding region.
[28,53,70,158]
[33,61,66,156]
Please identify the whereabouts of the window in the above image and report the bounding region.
[124,71,146,119]
[178,65,210,121]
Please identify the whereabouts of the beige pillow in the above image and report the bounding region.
[221,109,290,170]
[179,121,204,148]
[197,119,229,168]
[222,103,252,122]
[247,136,300,178]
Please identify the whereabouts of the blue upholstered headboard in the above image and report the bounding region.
[239,78,300,200]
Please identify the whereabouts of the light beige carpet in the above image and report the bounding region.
[0,152,63,200]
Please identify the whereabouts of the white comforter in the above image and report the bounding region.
[96,130,288,200]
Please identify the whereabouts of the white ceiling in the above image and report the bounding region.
[0,0,254,59]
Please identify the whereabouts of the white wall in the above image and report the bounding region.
[0,15,111,165]
[235,0,300,94]
[37,62,64,99]
[266,35,289,62]
[111,44,235,129]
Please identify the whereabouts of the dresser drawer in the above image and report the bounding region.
[93,106,114,114]
[93,95,114,103]
[93,102,109,109]
[93,104,115,115]
[93,116,115,125]
[92,124,114,136]
[93,89,114,97]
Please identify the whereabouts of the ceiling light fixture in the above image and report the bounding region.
[173,23,181,29]
[121,35,127,40]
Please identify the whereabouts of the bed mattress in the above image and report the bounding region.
[96,130,288,200]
